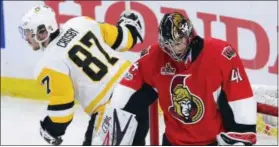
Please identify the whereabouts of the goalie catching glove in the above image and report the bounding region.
[91,106,138,145]
[216,132,257,145]
[118,10,144,43]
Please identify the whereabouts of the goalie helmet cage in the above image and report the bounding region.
[148,85,278,145]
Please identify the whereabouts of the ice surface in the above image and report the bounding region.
[1,96,90,145]
[1,96,277,145]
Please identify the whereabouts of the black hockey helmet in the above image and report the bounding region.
[158,12,194,62]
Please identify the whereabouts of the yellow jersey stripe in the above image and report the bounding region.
[119,30,133,52]
[50,113,74,123]
[94,100,110,131]
[85,61,132,114]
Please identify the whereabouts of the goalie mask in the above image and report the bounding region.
[159,12,194,62]
[18,5,58,50]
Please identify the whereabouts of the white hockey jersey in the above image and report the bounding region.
[34,16,135,124]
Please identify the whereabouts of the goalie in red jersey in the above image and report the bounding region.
[96,12,257,145]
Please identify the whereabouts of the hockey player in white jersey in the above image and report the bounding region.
[18,5,149,145]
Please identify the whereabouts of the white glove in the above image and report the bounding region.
[118,10,144,43]
[216,132,256,146]
[40,121,63,145]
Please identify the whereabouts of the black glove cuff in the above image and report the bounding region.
[41,116,71,137]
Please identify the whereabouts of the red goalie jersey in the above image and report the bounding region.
[117,36,257,145]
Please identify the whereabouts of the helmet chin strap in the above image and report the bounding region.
[38,42,44,50]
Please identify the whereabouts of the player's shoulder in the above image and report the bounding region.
[64,16,98,27]
[61,16,99,35]
[137,43,165,72]
[139,43,163,59]
[34,46,68,79]
[62,16,104,42]
[33,52,55,79]
[205,37,230,50]
[204,37,237,60]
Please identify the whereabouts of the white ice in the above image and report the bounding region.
[1,96,276,145]
[1,96,155,145]
[1,96,90,145]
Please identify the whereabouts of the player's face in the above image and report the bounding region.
[163,36,188,61]
[24,30,40,51]
[23,29,49,51]
[171,37,188,55]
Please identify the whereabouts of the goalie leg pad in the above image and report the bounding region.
[91,107,138,145]
[123,83,158,145]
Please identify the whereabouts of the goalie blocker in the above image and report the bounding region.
[83,83,158,145]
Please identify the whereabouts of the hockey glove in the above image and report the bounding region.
[40,121,63,145]
[118,10,144,43]
[216,132,256,146]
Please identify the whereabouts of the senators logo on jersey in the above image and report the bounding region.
[168,75,204,124]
